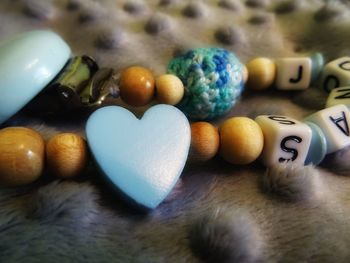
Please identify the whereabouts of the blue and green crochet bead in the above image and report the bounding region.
[167,47,245,120]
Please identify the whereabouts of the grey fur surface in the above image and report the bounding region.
[261,164,319,202]
[189,208,263,263]
[1,0,350,262]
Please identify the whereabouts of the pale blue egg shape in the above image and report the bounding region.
[0,30,71,124]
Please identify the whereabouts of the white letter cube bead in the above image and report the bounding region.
[275,57,312,90]
[321,57,350,92]
[305,104,350,153]
[255,115,312,166]
[326,87,350,109]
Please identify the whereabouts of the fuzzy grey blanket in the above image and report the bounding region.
[2,0,350,262]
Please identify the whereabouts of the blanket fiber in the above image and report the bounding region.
[1,0,350,262]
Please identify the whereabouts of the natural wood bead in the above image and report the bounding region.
[155,74,184,105]
[246,57,276,90]
[46,133,88,178]
[189,122,220,163]
[0,127,44,186]
[119,66,155,107]
[243,65,249,83]
[219,117,264,165]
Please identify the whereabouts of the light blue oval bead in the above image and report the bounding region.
[304,121,327,165]
[311,52,324,85]
[86,104,191,210]
[0,30,71,124]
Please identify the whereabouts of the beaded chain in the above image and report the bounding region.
[1,43,350,206]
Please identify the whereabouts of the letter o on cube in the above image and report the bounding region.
[321,57,350,93]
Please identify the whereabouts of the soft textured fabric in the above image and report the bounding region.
[1,1,350,262]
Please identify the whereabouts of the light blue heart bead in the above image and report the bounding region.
[0,30,71,124]
[86,104,191,209]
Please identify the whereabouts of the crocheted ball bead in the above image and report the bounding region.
[167,48,245,120]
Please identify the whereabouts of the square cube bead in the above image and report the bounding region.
[305,104,350,153]
[320,57,350,92]
[255,115,312,166]
[275,57,312,90]
[326,87,350,109]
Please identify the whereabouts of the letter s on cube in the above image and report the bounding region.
[255,115,312,167]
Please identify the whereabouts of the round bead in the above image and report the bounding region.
[155,74,184,105]
[304,122,327,165]
[168,48,245,120]
[119,66,155,107]
[0,127,45,186]
[310,52,324,84]
[46,133,88,178]
[243,65,249,84]
[189,122,220,163]
[219,117,264,165]
[246,57,276,90]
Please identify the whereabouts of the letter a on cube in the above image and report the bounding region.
[305,104,350,153]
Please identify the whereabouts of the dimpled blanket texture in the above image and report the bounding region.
[2,0,350,262]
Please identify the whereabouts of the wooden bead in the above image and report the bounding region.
[46,133,88,178]
[189,122,220,163]
[0,127,44,186]
[219,117,264,165]
[119,66,155,107]
[243,65,249,84]
[155,74,184,105]
[246,57,276,90]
